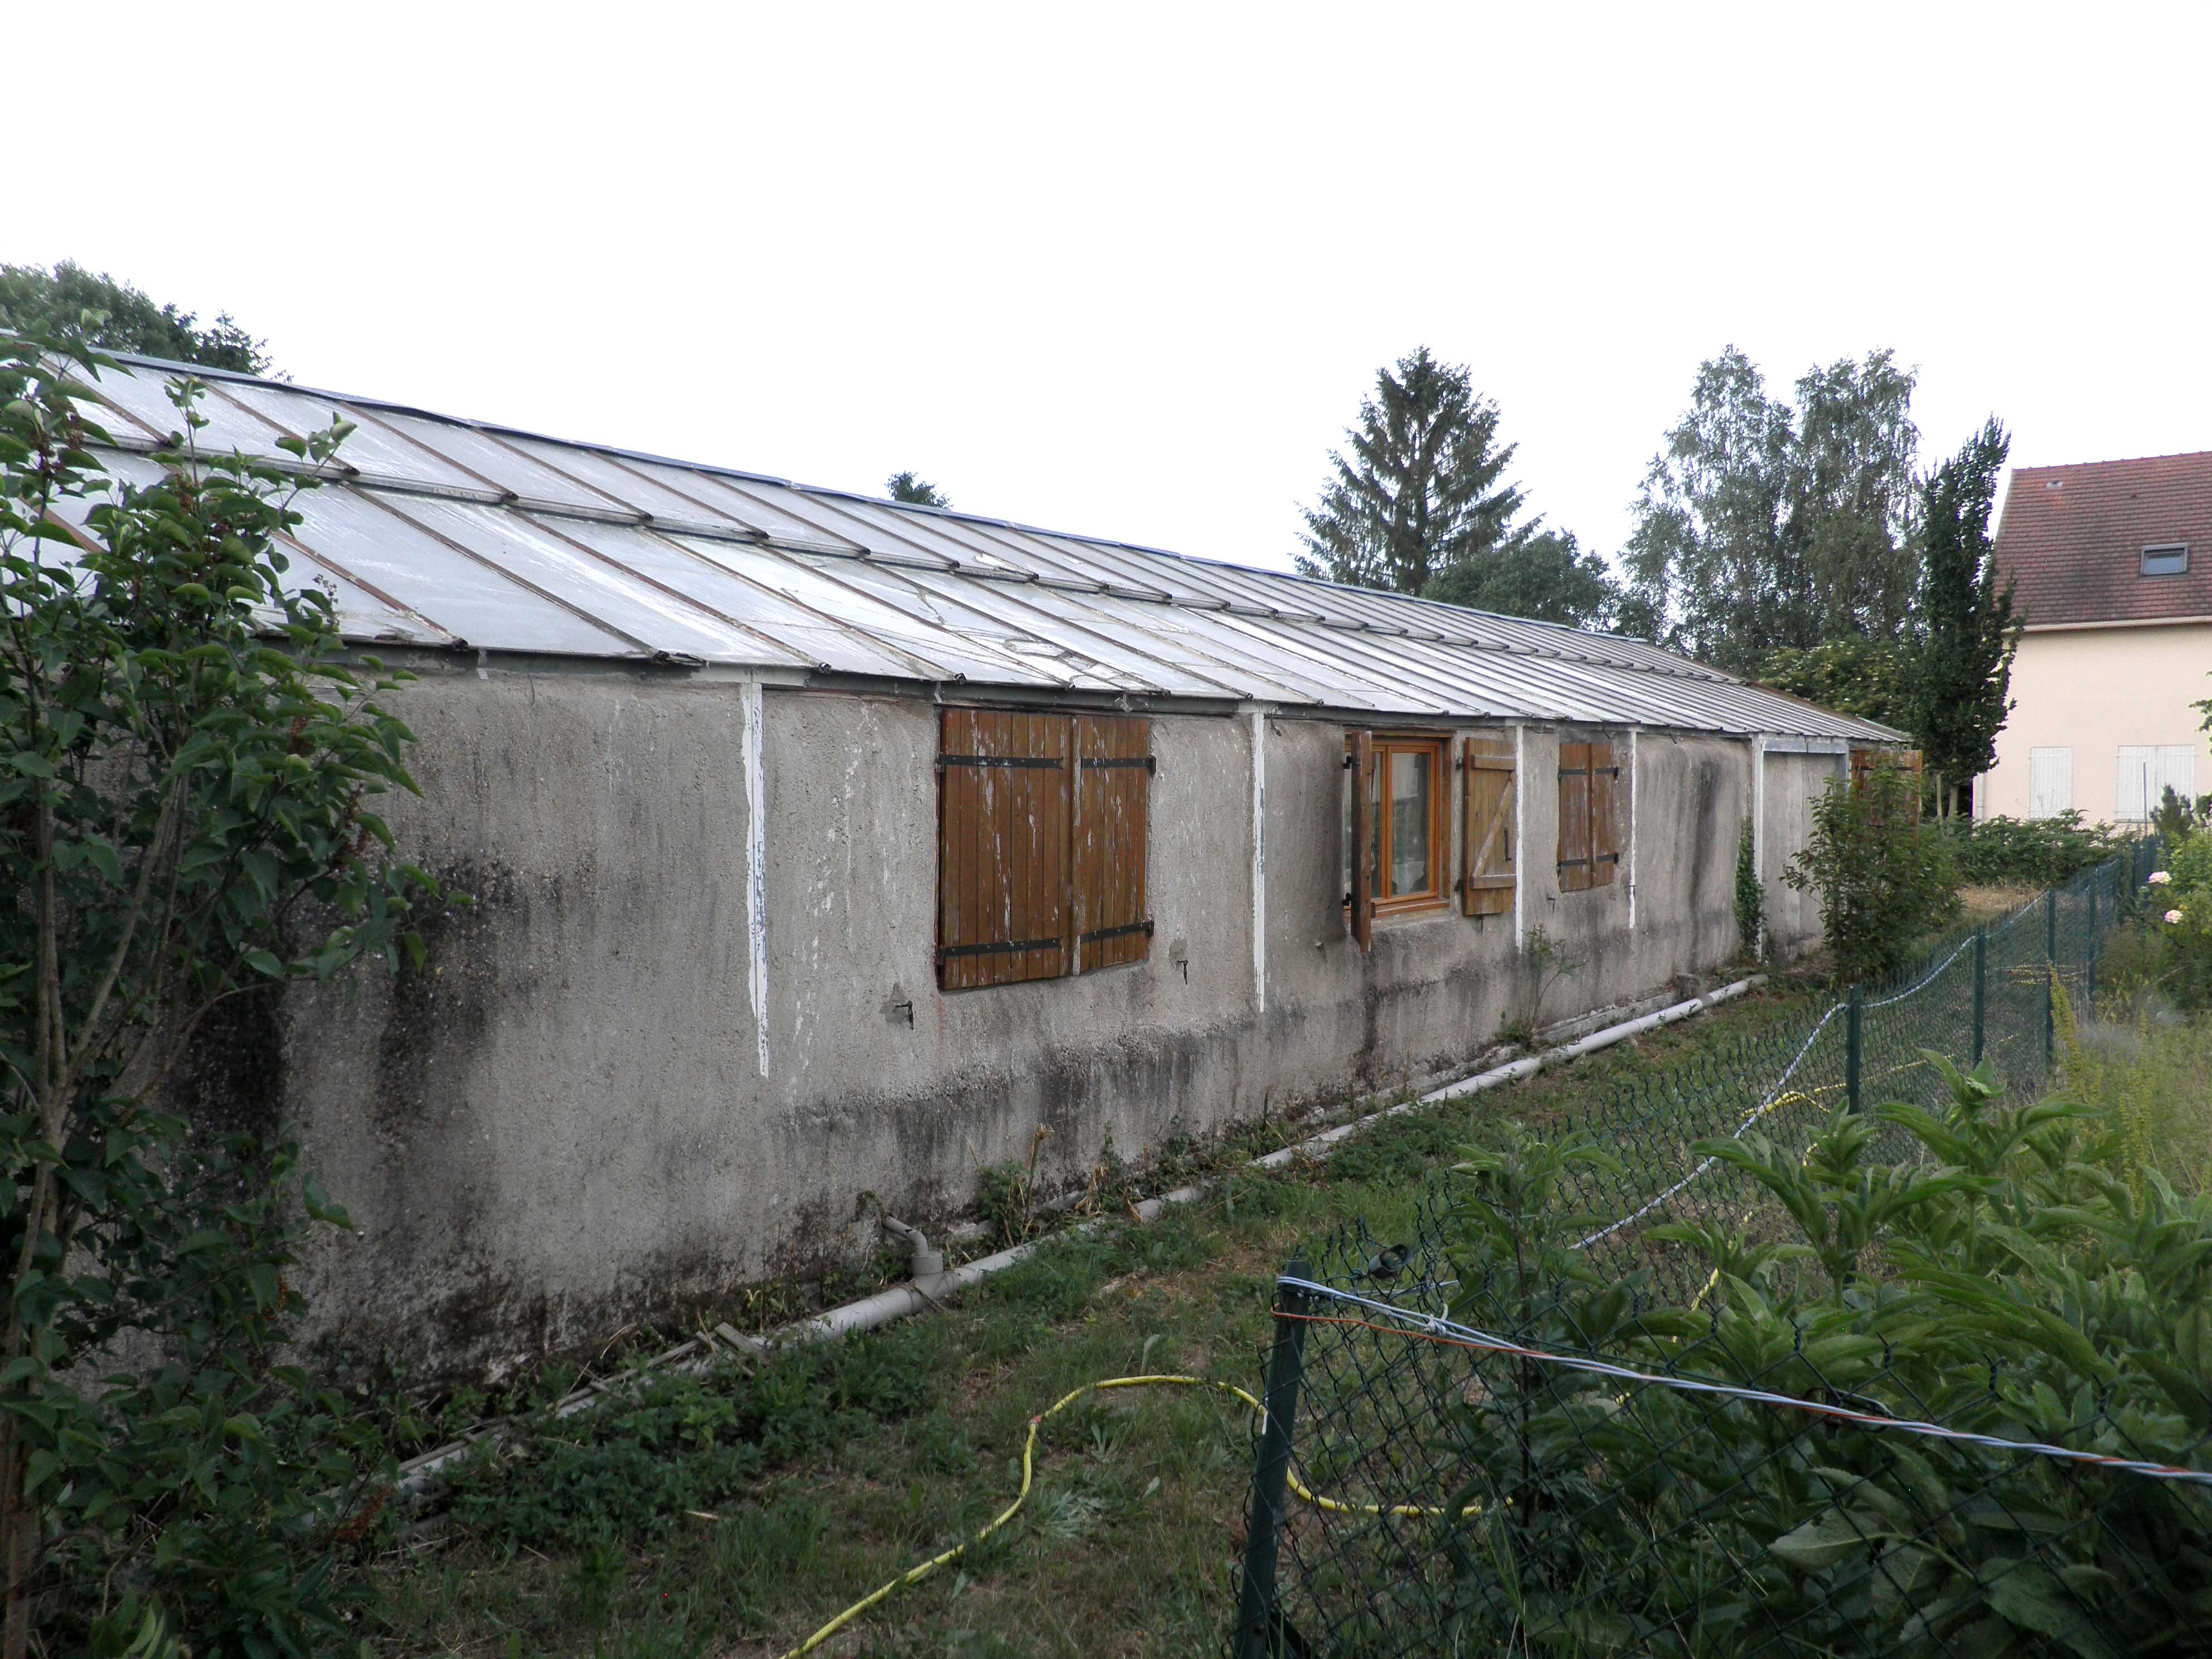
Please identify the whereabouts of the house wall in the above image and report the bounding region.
[276,664,1806,1379]
[1978,623,2212,824]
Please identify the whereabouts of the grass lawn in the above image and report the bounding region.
[367,976,1839,1658]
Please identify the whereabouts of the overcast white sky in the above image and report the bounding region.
[13,3,2210,575]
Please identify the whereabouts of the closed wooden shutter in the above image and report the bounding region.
[1073,714,1152,971]
[937,709,1071,990]
[1557,741,1592,892]
[1589,742,1621,888]
[1349,730,1375,951]
[1461,733,1515,917]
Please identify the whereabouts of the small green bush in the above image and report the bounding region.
[1434,1055,2212,1655]
[1785,761,1960,985]
[1938,810,2124,886]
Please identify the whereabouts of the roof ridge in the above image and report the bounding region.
[2011,448,2212,474]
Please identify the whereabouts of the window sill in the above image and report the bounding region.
[1343,897,1453,928]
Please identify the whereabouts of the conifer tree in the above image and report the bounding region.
[1297,347,1529,595]
[886,470,950,507]
[1914,419,2017,818]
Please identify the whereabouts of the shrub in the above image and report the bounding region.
[1,332,448,1650]
[1937,809,2124,886]
[1433,1055,2212,1655]
[1784,761,1960,984]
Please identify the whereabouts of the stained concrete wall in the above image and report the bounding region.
[279,664,1811,1379]
[1760,745,1847,957]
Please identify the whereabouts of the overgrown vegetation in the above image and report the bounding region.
[1784,759,1960,984]
[1938,810,2126,887]
[1733,818,1764,961]
[1411,1050,2212,1654]
[0,331,444,1652]
[368,979,1834,1657]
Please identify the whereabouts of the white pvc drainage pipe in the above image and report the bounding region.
[397,974,1761,1495]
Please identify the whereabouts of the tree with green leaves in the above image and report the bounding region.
[886,471,949,508]
[0,262,268,374]
[0,329,444,1651]
[1422,526,1624,630]
[1913,419,2016,819]
[1627,347,1920,672]
[1296,347,1531,596]
[1758,637,1919,731]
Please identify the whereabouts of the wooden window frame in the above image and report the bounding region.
[1345,731,1451,933]
[936,707,1153,991]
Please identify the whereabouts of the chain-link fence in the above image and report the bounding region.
[1232,845,2206,1657]
[1548,843,2157,1302]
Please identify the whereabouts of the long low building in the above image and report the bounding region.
[65,354,1900,1379]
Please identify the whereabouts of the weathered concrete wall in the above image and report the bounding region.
[1761,745,1846,957]
[279,666,1800,1379]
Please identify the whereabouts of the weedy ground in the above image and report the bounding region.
[368,977,1842,1658]
[363,904,2190,1657]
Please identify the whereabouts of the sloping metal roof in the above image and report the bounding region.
[62,355,1901,740]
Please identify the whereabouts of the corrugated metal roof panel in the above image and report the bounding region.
[70,356,1908,741]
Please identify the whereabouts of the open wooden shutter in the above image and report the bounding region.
[1349,730,1375,952]
[937,709,1071,990]
[1073,714,1152,972]
[1461,733,1515,917]
[1898,748,1924,822]
[1589,742,1621,889]
[1557,741,1592,892]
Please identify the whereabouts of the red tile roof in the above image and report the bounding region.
[1993,449,2212,627]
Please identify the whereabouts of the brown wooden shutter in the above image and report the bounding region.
[937,709,1071,990]
[1073,714,1152,972]
[1461,733,1515,917]
[1589,742,1621,889]
[1898,748,1924,822]
[1557,741,1592,892]
[1349,730,1375,952]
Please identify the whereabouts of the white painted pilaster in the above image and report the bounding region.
[1514,722,1528,951]
[1627,727,1639,933]
[742,679,770,1079]
[1247,709,1267,1014]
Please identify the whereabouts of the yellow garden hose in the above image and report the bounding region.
[777,1370,1488,1657]
[782,1062,1952,1652]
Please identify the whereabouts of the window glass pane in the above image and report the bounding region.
[2143,546,2189,576]
[1390,748,1432,896]
[1341,758,1353,900]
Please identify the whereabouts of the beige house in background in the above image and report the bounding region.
[1978,449,2212,824]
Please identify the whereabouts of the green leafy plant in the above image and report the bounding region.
[1784,759,1960,984]
[1420,1054,2212,1656]
[1733,817,1765,962]
[1503,925,1578,1046]
[0,329,448,1651]
[1937,811,2126,887]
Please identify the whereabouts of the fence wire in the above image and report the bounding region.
[1233,846,2203,1658]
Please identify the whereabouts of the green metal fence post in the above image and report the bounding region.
[2087,884,2098,1008]
[1846,984,1862,1114]
[2043,886,2058,1072]
[1972,926,1988,1066]
[1235,1258,1312,1659]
